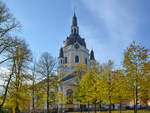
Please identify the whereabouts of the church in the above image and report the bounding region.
[57,10,95,106]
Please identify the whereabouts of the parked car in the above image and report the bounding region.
[126,105,134,110]
[101,104,109,110]
[64,108,74,112]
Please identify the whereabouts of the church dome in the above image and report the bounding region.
[64,34,86,48]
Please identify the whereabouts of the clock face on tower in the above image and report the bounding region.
[74,43,80,49]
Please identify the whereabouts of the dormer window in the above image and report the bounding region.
[75,55,79,63]
[74,43,79,49]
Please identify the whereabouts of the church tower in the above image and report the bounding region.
[58,10,95,105]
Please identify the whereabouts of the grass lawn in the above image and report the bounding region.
[97,110,150,113]
[70,110,150,113]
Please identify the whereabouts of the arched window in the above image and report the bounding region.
[66,89,73,104]
[66,89,73,96]
[65,57,67,64]
[75,55,79,63]
[61,59,63,64]
[74,29,76,34]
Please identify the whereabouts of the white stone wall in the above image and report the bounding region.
[63,44,90,68]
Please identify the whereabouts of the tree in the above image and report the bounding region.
[73,62,88,111]
[112,70,133,113]
[74,62,99,113]
[31,61,36,112]
[0,56,15,111]
[77,71,96,113]
[139,62,150,108]
[0,0,20,64]
[2,38,32,113]
[97,60,116,113]
[30,59,39,112]
[37,52,56,113]
[123,41,150,113]
[0,0,20,38]
[0,1,20,111]
[73,62,88,82]
[32,80,47,110]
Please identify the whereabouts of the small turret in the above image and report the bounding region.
[90,49,95,61]
[58,48,64,65]
[59,47,64,58]
[90,49,95,68]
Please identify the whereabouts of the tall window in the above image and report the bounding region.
[75,55,79,63]
[74,29,76,34]
[85,58,87,65]
[65,57,67,64]
[61,59,63,64]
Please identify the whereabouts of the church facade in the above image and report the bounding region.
[57,11,95,106]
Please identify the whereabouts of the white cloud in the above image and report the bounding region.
[82,0,138,43]
[80,0,139,65]
[0,67,10,86]
[80,25,121,64]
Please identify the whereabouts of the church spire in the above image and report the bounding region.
[71,8,79,35]
[72,8,77,26]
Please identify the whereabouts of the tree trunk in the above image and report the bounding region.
[0,62,15,107]
[32,80,35,112]
[94,102,96,113]
[120,101,122,113]
[109,104,111,113]
[61,104,62,113]
[80,104,82,113]
[15,105,20,113]
[47,75,50,113]
[88,101,90,113]
[32,64,36,113]
[109,97,112,113]
[0,106,2,113]
[99,102,101,111]
[146,101,148,109]
[134,86,138,113]
[113,104,115,110]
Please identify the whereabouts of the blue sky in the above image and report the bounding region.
[4,0,150,67]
